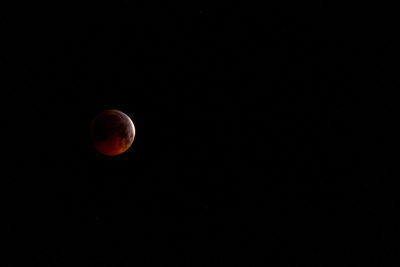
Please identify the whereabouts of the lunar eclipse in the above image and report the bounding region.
[90,109,135,156]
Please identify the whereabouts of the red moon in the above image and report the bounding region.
[90,109,135,156]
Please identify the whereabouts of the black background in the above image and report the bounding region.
[0,2,398,266]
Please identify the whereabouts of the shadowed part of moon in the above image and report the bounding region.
[90,110,135,156]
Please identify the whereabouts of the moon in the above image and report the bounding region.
[90,109,135,156]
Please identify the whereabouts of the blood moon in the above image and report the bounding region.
[90,109,135,156]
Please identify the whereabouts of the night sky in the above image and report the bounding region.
[0,2,397,266]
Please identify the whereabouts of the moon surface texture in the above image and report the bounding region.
[90,109,135,156]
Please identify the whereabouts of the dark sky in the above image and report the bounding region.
[0,2,398,266]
